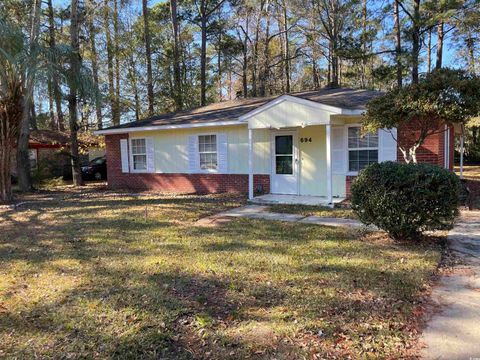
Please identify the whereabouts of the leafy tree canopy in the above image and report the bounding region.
[363,68,480,162]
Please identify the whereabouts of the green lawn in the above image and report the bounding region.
[0,189,441,359]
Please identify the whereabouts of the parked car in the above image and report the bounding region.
[81,156,107,180]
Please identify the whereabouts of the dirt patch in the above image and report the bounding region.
[195,216,233,228]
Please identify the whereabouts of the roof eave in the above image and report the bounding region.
[94,120,245,135]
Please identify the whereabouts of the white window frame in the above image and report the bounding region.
[129,137,148,173]
[346,124,379,175]
[197,133,219,173]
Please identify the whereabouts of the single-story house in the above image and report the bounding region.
[95,88,455,205]
[11,130,70,178]
[11,130,106,180]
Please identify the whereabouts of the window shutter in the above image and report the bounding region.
[379,128,397,162]
[120,139,129,173]
[146,137,155,172]
[217,133,228,173]
[188,135,199,172]
[331,126,346,174]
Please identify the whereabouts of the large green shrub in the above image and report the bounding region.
[351,162,460,240]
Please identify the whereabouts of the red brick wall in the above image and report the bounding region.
[346,125,455,197]
[396,123,454,168]
[105,133,270,194]
[345,176,356,197]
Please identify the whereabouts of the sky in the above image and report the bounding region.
[51,0,460,77]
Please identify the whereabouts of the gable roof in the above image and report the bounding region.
[29,130,69,146]
[98,88,381,133]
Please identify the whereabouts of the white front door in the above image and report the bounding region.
[271,131,298,194]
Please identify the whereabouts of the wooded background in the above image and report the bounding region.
[2,0,478,130]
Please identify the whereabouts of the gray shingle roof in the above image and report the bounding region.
[104,88,381,131]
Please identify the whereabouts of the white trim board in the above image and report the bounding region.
[95,120,245,135]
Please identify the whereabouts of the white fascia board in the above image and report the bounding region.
[94,120,245,135]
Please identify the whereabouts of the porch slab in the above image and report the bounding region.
[249,194,345,206]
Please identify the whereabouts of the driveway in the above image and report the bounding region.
[421,210,480,360]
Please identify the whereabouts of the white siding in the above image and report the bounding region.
[130,125,271,175]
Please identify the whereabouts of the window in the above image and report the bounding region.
[348,126,378,172]
[275,135,293,175]
[131,138,147,171]
[198,135,217,170]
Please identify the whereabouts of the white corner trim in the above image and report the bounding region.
[94,120,244,135]
[239,95,363,122]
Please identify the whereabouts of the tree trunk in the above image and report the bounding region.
[47,0,65,131]
[427,27,431,72]
[251,2,263,97]
[0,99,18,202]
[242,26,248,97]
[411,0,420,84]
[17,96,32,192]
[104,0,117,126]
[48,79,56,129]
[68,0,84,186]
[466,31,476,74]
[17,0,42,192]
[128,55,141,122]
[228,67,233,99]
[258,2,271,97]
[200,8,207,106]
[330,0,339,87]
[282,0,290,93]
[86,0,103,129]
[361,0,367,88]
[327,41,331,85]
[143,0,155,116]
[394,0,402,87]
[30,100,37,131]
[113,0,120,122]
[435,21,444,69]
[170,0,182,110]
[217,33,222,100]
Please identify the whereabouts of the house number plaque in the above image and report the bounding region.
[300,137,312,143]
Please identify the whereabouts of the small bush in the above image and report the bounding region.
[351,162,460,240]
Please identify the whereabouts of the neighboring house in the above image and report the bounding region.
[96,88,455,204]
[11,130,106,180]
[11,130,70,178]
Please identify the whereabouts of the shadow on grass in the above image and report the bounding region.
[0,191,441,359]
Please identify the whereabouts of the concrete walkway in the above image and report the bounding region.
[421,210,480,360]
[196,205,366,228]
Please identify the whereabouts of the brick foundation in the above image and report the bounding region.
[108,172,270,194]
[345,176,356,197]
[105,134,269,194]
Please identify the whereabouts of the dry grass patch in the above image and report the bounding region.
[0,189,441,359]
[269,204,356,219]
[455,165,480,180]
